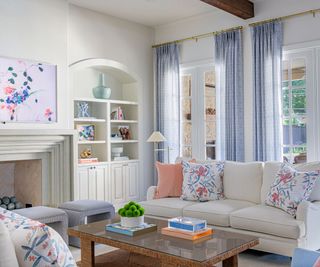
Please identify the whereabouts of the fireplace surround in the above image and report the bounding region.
[0,130,76,207]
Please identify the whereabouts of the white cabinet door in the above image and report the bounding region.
[111,164,126,204]
[76,165,109,201]
[78,167,89,200]
[88,167,96,200]
[125,162,139,201]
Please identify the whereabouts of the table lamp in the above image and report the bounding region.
[147,131,170,163]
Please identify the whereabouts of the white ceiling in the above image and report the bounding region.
[68,0,220,27]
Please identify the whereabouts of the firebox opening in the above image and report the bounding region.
[0,160,42,210]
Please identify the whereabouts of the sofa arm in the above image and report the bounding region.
[147,186,157,200]
[296,200,320,250]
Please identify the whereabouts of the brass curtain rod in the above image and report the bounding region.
[249,8,320,27]
[152,8,320,48]
[152,26,243,48]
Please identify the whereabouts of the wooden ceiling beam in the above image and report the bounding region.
[200,0,254,19]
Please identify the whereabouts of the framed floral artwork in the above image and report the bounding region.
[0,56,57,123]
[77,124,95,141]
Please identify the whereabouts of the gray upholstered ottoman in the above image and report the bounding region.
[14,206,68,243]
[59,200,115,247]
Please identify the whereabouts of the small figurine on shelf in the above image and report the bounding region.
[79,148,98,164]
[80,148,92,159]
[119,126,131,140]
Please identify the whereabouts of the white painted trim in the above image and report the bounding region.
[0,134,75,206]
[180,58,214,70]
[284,40,320,52]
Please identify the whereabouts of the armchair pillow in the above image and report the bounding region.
[181,161,225,201]
[0,221,19,267]
[0,207,75,267]
[265,163,320,217]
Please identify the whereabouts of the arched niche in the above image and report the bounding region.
[69,58,142,102]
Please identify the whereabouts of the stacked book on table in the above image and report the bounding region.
[161,217,213,241]
[106,223,157,237]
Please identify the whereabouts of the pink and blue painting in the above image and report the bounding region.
[0,57,57,123]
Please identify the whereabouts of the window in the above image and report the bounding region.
[282,46,318,163]
[180,64,216,160]
[282,58,307,163]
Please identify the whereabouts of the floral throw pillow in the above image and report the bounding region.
[265,163,320,217]
[181,161,225,201]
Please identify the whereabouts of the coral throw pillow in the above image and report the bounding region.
[181,161,225,201]
[314,258,320,267]
[154,161,184,199]
[265,163,320,217]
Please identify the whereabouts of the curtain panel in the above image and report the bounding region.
[215,29,245,161]
[251,20,283,161]
[154,43,180,163]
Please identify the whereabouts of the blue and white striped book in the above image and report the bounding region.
[168,217,207,232]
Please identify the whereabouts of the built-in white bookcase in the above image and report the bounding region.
[70,59,141,205]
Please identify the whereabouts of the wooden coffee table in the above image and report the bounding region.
[68,217,259,267]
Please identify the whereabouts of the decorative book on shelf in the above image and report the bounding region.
[111,106,125,120]
[168,217,207,232]
[161,227,213,241]
[105,223,157,237]
[78,158,98,164]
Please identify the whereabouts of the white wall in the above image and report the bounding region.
[0,0,68,129]
[68,5,155,194]
[155,0,320,161]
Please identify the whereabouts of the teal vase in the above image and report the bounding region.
[92,73,111,99]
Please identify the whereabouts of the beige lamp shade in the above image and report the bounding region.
[147,131,167,143]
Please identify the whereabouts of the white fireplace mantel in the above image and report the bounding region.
[0,129,77,207]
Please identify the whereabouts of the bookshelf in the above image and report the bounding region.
[70,58,141,205]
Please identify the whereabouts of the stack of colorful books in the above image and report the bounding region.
[161,217,213,241]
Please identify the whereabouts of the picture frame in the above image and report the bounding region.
[0,56,57,123]
[77,124,95,141]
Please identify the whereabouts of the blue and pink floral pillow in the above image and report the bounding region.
[265,163,320,217]
[0,207,75,267]
[181,161,225,201]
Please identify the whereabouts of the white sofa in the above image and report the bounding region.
[140,161,320,257]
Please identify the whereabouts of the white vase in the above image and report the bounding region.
[121,215,144,228]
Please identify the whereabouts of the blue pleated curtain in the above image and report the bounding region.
[251,20,283,161]
[215,29,245,161]
[154,43,180,163]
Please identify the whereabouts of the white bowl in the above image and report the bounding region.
[112,147,123,154]
[121,216,144,228]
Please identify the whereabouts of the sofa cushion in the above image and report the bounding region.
[230,205,305,239]
[140,198,196,218]
[265,163,319,217]
[261,161,320,203]
[181,161,225,201]
[295,161,320,201]
[224,161,264,204]
[261,161,282,203]
[183,199,255,227]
